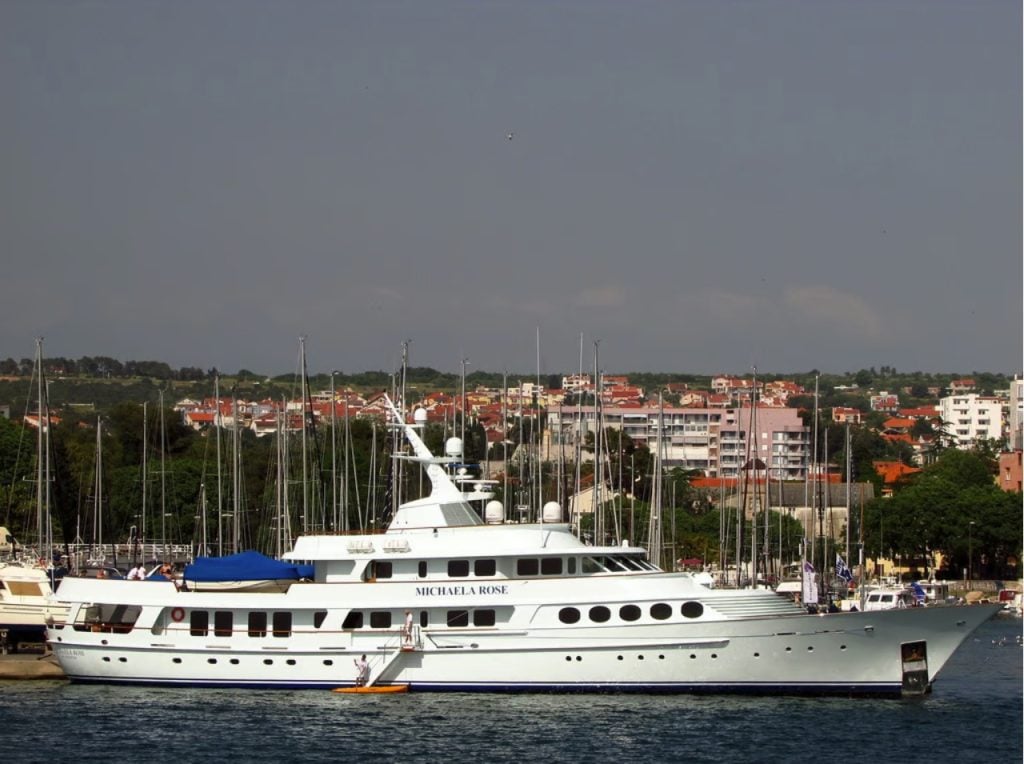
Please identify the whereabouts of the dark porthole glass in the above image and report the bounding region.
[681,601,704,619]
[650,603,672,620]
[619,604,641,622]
[589,606,611,623]
[558,607,580,624]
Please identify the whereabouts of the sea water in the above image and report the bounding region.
[1,616,1020,763]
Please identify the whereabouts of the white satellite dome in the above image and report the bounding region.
[542,501,562,523]
[413,408,428,425]
[484,500,505,524]
[445,437,463,458]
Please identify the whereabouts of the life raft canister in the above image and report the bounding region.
[170,607,185,622]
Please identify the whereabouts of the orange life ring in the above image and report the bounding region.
[170,607,185,622]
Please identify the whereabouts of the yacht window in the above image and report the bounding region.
[342,610,364,629]
[248,612,268,637]
[190,611,209,637]
[372,561,393,580]
[473,609,496,627]
[517,559,539,576]
[418,561,428,578]
[214,611,233,637]
[447,610,470,627]
[313,610,328,629]
[474,559,496,577]
[272,611,292,637]
[541,557,563,576]
[419,610,429,628]
[581,557,608,574]
[650,603,672,620]
[681,601,704,619]
[559,607,581,624]
[602,557,627,572]
[448,560,470,578]
[567,557,577,575]
[370,611,392,629]
[589,606,611,623]
[619,605,642,622]
[616,556,643,571]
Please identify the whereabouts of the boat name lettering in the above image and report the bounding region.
[415,585,508,597]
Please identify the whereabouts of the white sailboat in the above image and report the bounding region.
[0,339,69,649]
[47,394,999,695]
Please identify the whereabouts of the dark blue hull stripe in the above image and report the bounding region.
[64,676,906,697]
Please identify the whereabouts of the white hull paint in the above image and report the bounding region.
[46,396,1000,695]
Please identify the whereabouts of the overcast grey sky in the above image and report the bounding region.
[1,1,1020,378]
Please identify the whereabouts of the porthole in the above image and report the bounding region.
[617,655,624,661]
[264,659,273,665]
[638,655,645,660]
[589,606,611,623]
[754,653,760,658]
[287,659,297,665]
[711,654,718,659]
[650,602,672,620]
[208,658,217,664]
[689,654,696,659]
[230,659,239,665]
[840,645,847,651]
[565,656,572,662]
[118,657,127,663]
[172,657,182,664]
[619,604,641,622]
[558,607,581,624]
[785,647,792,652]
[807,646,814,652]
[102,657,110,662]
[681,601,704,619]
[658,655,665,660]
[575,656,582,662]
[323,660,334,666]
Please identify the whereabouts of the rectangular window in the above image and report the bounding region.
[313,610,327,629]
[473,559,496,577]
[370,611,392,629]
[567,557,577,574]
[272,611,292,638]
[248,611,267,637]
[419,610,429,628]
[342,610,364,630]
[372,561,393,579]
[448,559,470,577]
[473,609,496,627]
[418,561,428,578]
[213,610,233,637]
[190,611,209,637]
[446,610,470,627]
[517,558,539,576]
[540,557,563,576]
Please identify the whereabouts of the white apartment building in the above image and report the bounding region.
[939,393,1003,448]
[545,405,809,480]
[1009,377,1023,451]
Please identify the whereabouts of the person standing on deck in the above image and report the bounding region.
[403,610,414,647]
[354,655,369,687]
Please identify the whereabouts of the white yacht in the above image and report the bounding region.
[1,560,68,649]
[47,398,999,696]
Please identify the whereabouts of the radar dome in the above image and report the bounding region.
[484,500,505,524]
[413,408,428,425]
[542,501,562,523]
[445,437,463,458]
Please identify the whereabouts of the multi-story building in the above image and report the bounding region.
[938,393,1003,448]
[1008,376,1023,451]
[545,404,809,480]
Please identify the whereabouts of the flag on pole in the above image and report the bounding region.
[835,554,854,583]
[802,560,818,605]
[911,581,926,605]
